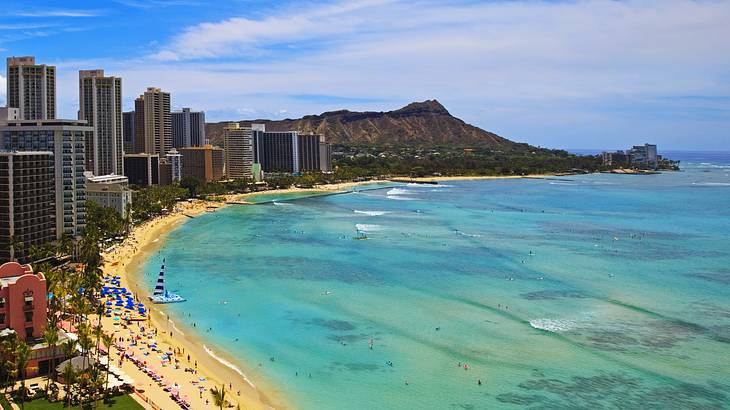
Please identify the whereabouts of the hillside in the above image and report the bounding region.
[205,100,523,149]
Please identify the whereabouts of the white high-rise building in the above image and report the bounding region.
[166,148,182,183]
[79,69,123,176]
[6,56,56,120]
[223,123,254,179]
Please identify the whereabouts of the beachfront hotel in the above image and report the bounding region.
[139,87,172,157]
[223,122,255,179]
[123,153,160,186]
[179,144,225,182]
[0,118,90,238]
[85,173,133,217]
[0,151,56,262]
[0,261,48,340]
[78,69,124,176]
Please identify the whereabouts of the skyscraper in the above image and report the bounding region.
[1,119,90,238]
[298,133,325,172]
[223,123,254,179]
[252,127,300,174]
[134,87,172,157]
[78,69,123,175]
[179,145,224,182]
[133,97,145,153]
[6,56,56,120]
[0,151,55,262]
[172,108,206,148]
[122,111,135,154]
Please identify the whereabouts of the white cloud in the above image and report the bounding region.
[14,10,102,17]
[53,0,730,149]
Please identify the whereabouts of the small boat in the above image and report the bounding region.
[149,259,186,304]
[354,228,368,240]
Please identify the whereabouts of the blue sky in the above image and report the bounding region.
[1,0,729,150]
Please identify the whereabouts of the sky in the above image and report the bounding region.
[1,0,729,151]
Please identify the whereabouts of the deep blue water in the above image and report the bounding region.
[141,152,730,409]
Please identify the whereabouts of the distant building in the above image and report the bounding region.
[0,262,48,340]
[601,151,629,167]
[1,119,90,238]
[85,173,132,217]
[253,125,300,174]
[78,69,123,175]
[0,152,55,263]
[166,148,182,183]
[123,153,159,186]
[223,123,254,179]
[159,160,173,186]
[134,87,171,156]
[319,141,333,172]
[628,144,658,169]
[122,111,135,154]
[132,97,145,153]
[179,145,224,182]
[172,108,205,148]
[6,56,56,120]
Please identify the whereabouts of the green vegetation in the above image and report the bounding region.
[332,145,604,178]
[14,395,143,409]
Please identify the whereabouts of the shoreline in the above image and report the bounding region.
[97,174,566,410]
[101,200,286,410]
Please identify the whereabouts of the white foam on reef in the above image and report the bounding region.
[203,344,256,388]
[529,318,576,333]
[387,195,417,201]
[549,182,577,186]
[354,210,389,216]
[273,201,293,206]
[355,223,383,232]
[692,182,730,186]
[387,188,411,195]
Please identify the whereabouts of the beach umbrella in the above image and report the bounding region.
[106,301,112,306]
[78,287,85,294]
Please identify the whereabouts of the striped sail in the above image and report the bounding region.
[154,260,165,296]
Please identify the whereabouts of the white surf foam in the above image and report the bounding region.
[203,344,256,388]
[273,201,293,206]
[355,223,383,232]
[354,210,389,216]
[529,318,576,333]
[692,182,730,186]
[387,195,417,201]
[387,188,411,196]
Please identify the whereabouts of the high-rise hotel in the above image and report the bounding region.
[6,56,56,120]
[223,123,254,179]
[78,70,123,176]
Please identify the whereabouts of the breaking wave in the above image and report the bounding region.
[354,210,389,216]
[529,318,576,333]
[355,224,383,232]
[203,344,256,388]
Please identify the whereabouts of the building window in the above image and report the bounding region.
[0,298,4,308]
[0,313,4,323]
[24,294,33,309]
[25,311,33,323]
[25,327,33,339]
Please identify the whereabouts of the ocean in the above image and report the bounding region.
[141,151,730,409]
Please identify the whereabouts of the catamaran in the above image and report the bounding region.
[149,259,186,304]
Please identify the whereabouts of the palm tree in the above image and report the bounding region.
[210,384,227,410]
[43,328,59,396]
[56,232,74,257]
[60,339,77,408]
[101,333,113,402]
[15,341,30,410]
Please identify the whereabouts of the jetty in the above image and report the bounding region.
[389,178,439,185]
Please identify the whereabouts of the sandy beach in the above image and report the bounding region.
[100,200,285,410]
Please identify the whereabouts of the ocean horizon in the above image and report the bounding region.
[139,151,730,409]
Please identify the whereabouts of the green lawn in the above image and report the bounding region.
[18,395,144,410]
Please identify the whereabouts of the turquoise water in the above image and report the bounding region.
[143,153,730,409]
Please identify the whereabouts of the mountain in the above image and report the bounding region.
[205,100,520,149]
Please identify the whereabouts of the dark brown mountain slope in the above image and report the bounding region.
[205,100,520,149]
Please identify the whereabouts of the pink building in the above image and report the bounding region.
[0,262,48,340]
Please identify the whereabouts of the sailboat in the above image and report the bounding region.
[354,228,368,240]
[149,259,186,304]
